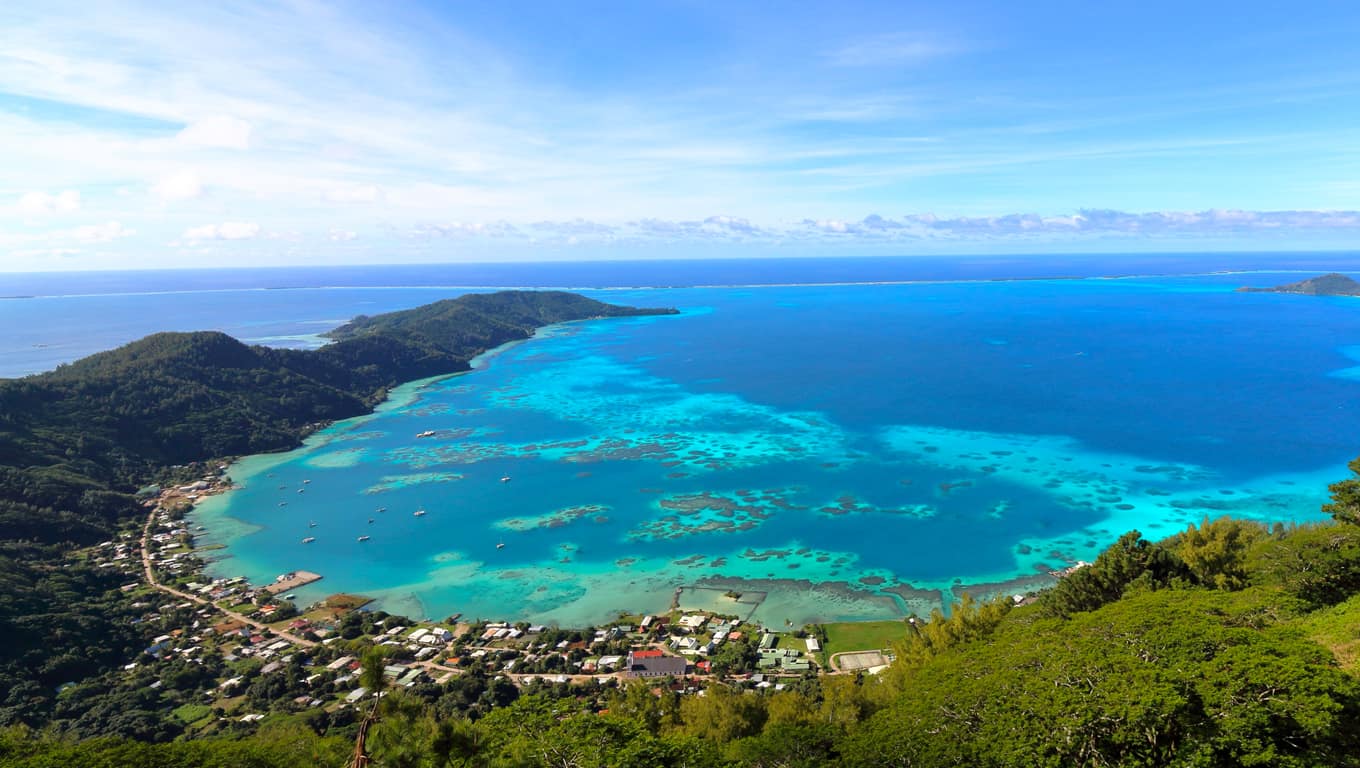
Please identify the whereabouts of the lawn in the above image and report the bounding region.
[1296,593,1360,676]
[172,703,213,725]
[818,620,910,658]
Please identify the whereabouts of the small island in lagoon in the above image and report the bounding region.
[1238,272,1360,296]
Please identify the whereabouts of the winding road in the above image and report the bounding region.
[140,505,317,648]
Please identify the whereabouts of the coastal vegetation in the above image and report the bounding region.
[3,507,1360,766]
[0,291,674,728]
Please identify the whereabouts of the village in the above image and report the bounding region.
[80,462,890,735]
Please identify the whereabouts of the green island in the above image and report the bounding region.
[4,289,1360,766]
[1237,272,1360,296]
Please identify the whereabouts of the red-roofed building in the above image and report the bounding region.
[625,649,687,679]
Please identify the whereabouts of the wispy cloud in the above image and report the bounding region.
[183,221,260,241]
[825,33,960,67]
[70,220,135,243]
[0,2,1357,269]
[176,116,252,150]
[797,209,1360,239]
[16,189,80,215]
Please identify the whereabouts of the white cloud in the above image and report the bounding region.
[17,189,81,215]
[783,209,1360,240]
[177,116,252,150]
[329,229,358,241]
[153,170,203,201]
[827,33,958,67]
[412,220,519,238]
[529,218,616,235]
[324,184,382,203]
[69,221,135,243]
[183,221,260,241]
[807,218,851,233]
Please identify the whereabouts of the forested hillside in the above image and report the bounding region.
[0,291,673,727]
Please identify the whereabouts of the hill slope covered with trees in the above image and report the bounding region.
[0,290,674,726]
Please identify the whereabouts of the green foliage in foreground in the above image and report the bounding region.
[3,517,1359,768]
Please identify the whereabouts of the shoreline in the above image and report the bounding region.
[179,290,1336,630]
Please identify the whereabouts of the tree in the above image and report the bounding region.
[1170,515,1267,590]
[606,680,680,735]
[843,589,1360,768]
[1248,524,1360,606]
[678,683,767,744]
[1324,457,1360,525]
[1042,531,1190,617]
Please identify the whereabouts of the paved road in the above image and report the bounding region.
[141,506,317,648]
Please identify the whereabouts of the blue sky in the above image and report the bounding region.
[2,0,1359,270]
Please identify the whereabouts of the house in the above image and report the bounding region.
[805,637,820,653]
[624,649,688,679]
[678,614,708,630]
[670,636,699,653]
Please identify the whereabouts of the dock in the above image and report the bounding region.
[263,570,323,595]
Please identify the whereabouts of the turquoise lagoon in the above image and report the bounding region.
[193,275,1360,626]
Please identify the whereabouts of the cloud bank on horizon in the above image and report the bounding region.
[2,1,1359,270]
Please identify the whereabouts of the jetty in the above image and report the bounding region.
[263,570,323,595]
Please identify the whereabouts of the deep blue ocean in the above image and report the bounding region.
[5,254,1358,624]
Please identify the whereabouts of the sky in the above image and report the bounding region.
[2,0,1360,271]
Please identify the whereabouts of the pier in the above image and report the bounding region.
[263,570,323,595]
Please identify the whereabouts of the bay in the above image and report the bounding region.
[175,271,1360,626]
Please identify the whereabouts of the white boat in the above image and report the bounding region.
[416,430,436,438]
[303,479,311,484]
[500,476,512,483]
[357,535,371,542]
[376,507,387,513]
[309,520,317,528]
[302,536,315,544]
[496,541,505,550]
[413,509,426,517]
